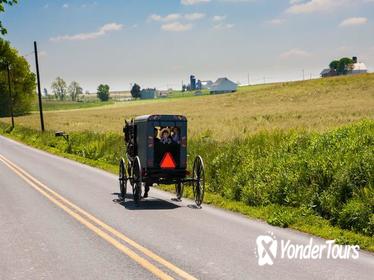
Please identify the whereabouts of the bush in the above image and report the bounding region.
[338,198,373,235]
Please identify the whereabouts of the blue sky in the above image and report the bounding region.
[2,0,374,91]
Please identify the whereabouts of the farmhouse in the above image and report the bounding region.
[209,77,238,94]
[140,88,157,99]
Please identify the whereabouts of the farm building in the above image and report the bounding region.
[321,57,368,78]
[201,80,213,89]
[140,88,157,99]
[110,90,132,101]
[210,77,238,94]
[349,61,368,75]
[320,68,337,78]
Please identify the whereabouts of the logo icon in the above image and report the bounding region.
[256,232,277,266]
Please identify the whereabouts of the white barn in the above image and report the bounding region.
[349,62,368,75]
[210,77,238,94]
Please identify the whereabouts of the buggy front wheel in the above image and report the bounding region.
[192,156,205,207]
[119,158,128,200]
[132,156,142,203]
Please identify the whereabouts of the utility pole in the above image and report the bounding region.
[34,41,45,132]
[302,69,305,81]
[6,63,14,129]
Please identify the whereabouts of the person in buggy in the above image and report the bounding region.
[160,128,172,144]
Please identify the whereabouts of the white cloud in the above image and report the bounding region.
[181,0,253,5]
[50,23,123,42]
[212,15,226,21]
[149,13,181,22]
[286,0,350,14]
[62,3,69,8]
[219,0,255,2]
[149,13,205,24]
[340,17,368,26]
[161,22,192,32]
[267,18,286,25]
[280,48,310,59]
[181,0,210,5]
[185,13,206,21]
[213,23,235,29]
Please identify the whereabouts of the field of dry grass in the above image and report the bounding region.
[2,73,374,140]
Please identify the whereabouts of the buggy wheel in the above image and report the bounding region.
[192,156,205,207]
[175,182,184,200]
[132,156,142,203]
[119,158,128,200]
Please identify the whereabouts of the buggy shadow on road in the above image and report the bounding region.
[112,192,180,210]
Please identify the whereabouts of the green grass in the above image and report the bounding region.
[1,120,373,252]
[31,99,115,111]
[167,89,210,98]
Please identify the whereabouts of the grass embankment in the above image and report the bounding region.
[1,120,373,251]
[4,73,374,139]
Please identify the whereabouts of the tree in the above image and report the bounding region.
[131,83,141,99]
[0,38,36,117]
[51,77,67,100]
[68,81,83,101]
[337,57,353,75]
[329,60,339,70]
[97,84,110,101]
[0,0,17,35]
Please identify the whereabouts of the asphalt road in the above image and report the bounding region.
[0,135,373,280]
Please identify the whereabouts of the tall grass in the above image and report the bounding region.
[193,120,374,236]
[1,120,373,236]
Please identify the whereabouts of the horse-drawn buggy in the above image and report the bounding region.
[119,115,205,206]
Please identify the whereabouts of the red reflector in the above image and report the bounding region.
[160,152,176,169]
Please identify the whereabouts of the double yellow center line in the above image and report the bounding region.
[0,154,197,280]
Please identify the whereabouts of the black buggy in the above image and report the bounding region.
[119,115,205,207]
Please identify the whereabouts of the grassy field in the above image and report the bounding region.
[1,73,373,250]
[30,99,115,111]
[4,73,374,139]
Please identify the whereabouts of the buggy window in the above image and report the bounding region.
[154,126,181,168]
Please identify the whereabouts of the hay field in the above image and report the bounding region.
[2,74,374,140]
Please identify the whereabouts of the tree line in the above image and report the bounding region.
[50,77,110,102]
[0,38,35,117]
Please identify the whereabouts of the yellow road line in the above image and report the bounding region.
[0,154,197,280]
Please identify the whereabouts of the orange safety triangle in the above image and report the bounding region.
[160,152,176,169]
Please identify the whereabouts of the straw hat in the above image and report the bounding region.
[160,128,170,136]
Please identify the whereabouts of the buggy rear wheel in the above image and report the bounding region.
[192,155,205,207]
[119,158,128,200]
[175,182,184,200]
[132,156,142,203]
